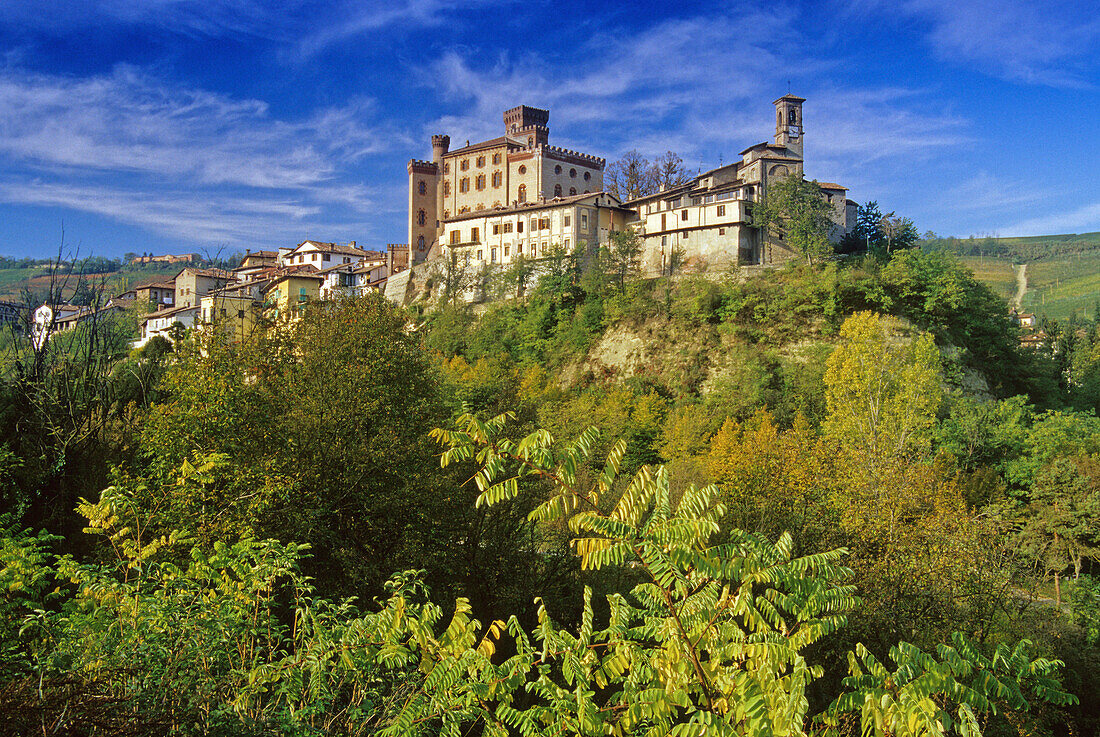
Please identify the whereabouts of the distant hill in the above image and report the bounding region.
[0,260,223,304]
[925,233,1100,321]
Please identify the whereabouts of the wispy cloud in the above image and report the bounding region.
[847,0,1100,87]
[418,11,967,173]
[0,65,397,246]
[1003,202,1100,238]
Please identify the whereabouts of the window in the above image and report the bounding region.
[569,187,576,196]
[492,153,501,165]
[460,178,469,193]
[517,221,524,233]
[450,231,460,244]
[581,213,589,230]
[661,213,667,229]
[238,309,246,318]
[555,165,562,174]
[683,231,689,240]
[444,181,451,196]
[538,217,549,230]
[662,236,667,247]
[460,159,469,171]
[518,165,527,175]
[583,172,591,181]
[492,171,502,187]
[444,162,450,174]
[476,174,486,190]
[476,155,485,167]
[493,223,501,235]
[564,238,569,248]
[444,209,450,218]
[569,168,577,178]
[517,244,523,254]
[418,235,426,251]
[518,184,527,202]
[417,209,427,226]
[530,244,536,257]
[681,210,688,221]
[477,249,483,260]
[718,228,725,235]
[564,215,571,227]
[669,198,681,208]
[418,180,426,195]
[717,205,726,216]
[503,222,513,233]
[554,184,562,197]
[323,254,331,262]
[471,227,480,242]
[491,248,497,263]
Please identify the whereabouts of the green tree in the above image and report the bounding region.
[605,228,643,290]
[752,176,835,265]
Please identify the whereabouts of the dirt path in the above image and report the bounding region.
[1013,263,1028,310]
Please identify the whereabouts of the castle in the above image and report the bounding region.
[406,95,853,276]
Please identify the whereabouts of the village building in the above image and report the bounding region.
[174,267,236,308]
[277,241,378,269]
[407,105,606,265]
[138,304,199,346]
[199,293,262,343]
[622,95,853,273]
[234,250,279,278]
[134,280,176,308]
[438,192,631,267]
[263,272,324,320]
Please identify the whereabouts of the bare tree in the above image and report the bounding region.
[652,151,692,192]
[605,150,657,201]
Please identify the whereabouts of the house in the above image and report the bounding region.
[234,250,279,278]
[277,241,377,269]
[174,267,236,308]
[138,304,200,347]
[199,293,262,343]
[622,95,851,272]
[135,280,176,308]
[437,191,632,267]
[262,272,324,320]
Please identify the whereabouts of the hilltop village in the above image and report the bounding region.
[44,94,855,346]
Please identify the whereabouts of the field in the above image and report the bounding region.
[0,263,183,303]
[959,250,1100,321]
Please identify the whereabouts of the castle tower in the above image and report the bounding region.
[504,105,549,148]
[773,94,805,159]
[431,134,450,164]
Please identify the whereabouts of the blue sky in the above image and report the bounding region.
[0,0,1098,259]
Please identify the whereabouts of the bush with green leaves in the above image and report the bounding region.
[0,415,1078,735]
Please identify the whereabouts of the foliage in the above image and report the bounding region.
[752,177,835,265]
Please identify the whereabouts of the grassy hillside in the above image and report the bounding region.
[0,263,186,303]
[930,232,1100,321]
[958,250,1100,321]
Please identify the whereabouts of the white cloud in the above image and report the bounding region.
[0,65,400,246]
[1003,202,1100,238]
[848,0,1100,87]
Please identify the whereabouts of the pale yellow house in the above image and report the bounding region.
[199,293,261,343]
[174,267,236,308]
[262,272,323,320]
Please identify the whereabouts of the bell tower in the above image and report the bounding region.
[773,94,805,159]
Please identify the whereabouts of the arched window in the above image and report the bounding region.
[476,155,485,167]
[476,174,485,190]
[518,184,527,202]
[492,171,502,187]
[417,209,426,226]
[583,172,591,181]
[569,187,577,196]
[417,235,425,251]
[554,184,562,197]
[460,178,469,193]
[789,108,797,124]
[555,165,562,175]
[417,180,426,195]
[443,181,451,196]
[569,168,577,178]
